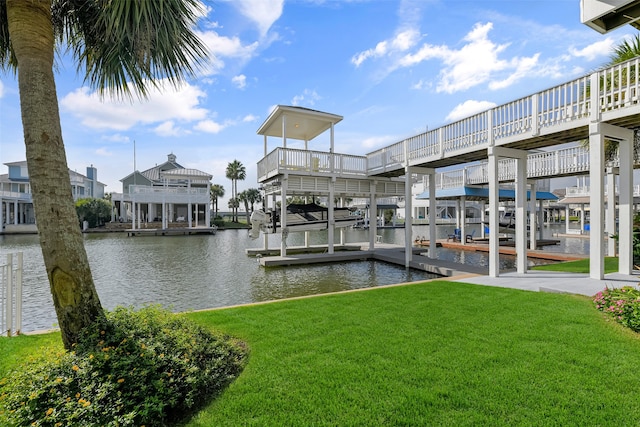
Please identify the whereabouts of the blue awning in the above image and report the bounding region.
[416,186,558,201]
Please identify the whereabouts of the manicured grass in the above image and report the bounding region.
[3,280,640,426]
[532,256,619,274]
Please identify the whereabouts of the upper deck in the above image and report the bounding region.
[366,57,640,177]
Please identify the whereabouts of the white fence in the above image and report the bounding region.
[1,253,23,336]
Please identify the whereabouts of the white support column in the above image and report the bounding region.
[460,196,467,245]
[188,203,193,229]
[282,114,287,148]
[618,130,634,275]
[589,122,606,279]
[481,204,487,239]
[369,183,377,250]
[565,205,570,234]
[580,203,585,234]
[0,198,3,229]
[606,168,617,256]
[205,201,211,228]
[328,178,335,254]
[13,200,17,225]
[263,193,270,251]
[515,156,527,274]
[428,172,437,259]
[529,182,537,251]
[488,152,500,277]
[405,168,413,267]
[281,178,288,256]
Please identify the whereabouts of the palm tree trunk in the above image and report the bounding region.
[7,0,104,350]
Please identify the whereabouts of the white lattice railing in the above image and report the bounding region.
[367,57,639,175]
[257,147,367,182]
[1,252,23,337]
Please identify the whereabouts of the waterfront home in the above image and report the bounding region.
[110,153,212,230]
[0,161,105,234]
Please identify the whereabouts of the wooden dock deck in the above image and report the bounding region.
[126,226,217,236]
[255,243,488,277]
[252,239,586,276]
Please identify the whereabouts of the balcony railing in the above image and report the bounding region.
[366,56,640,174]
[257,147,368,182]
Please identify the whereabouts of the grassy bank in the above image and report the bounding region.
[4,280,639,425]
[532,256,619,274]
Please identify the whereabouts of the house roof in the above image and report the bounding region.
[256,105,343,141]
[161,168,212,181]
[416,186,558,201]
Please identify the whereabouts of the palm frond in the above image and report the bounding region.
[60,0,208,99]
[0,0,18,70]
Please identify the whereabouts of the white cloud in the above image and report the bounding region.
[445,100,497,122]
[154,121,182,137]
[361,135,399,150]
[569,38,616,61]
[354,21,544,94]
[352,29,420,67]
[291,89,321,106]
[60,80,209,131]
[101,134,130,143]
[194,119,226,134]
[232,74,247,89]
[96,147,113,156]
[195,30,259,75]
[233,0,284,37]
[243,114,258,122]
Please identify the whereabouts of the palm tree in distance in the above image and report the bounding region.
[0,0,207,349]
[245,188,262,212]
[210,183,225,218]
[226,160,246,222]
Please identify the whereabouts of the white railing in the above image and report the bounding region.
[367,57,640,174]
[257,147,367,181]
[425,146,593,190]
[1,253,23,337]
[566,184,640,197]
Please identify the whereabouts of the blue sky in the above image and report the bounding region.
[0,0,636,205]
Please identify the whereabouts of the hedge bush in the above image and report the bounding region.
[0,306,248,426]
[594,286,640,332]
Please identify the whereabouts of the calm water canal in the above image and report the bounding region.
[1,224,588,333]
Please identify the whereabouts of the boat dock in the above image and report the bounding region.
[250,239,587,277]
[126,226,217,236]
[254,244,488,277]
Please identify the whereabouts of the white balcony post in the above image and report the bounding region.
[618,129,634,274]
[281,178,288,256]
[529,181,537,251]
[589,122,605,279]
[429,172,437,259]
[606,167,617,256]
[515,156,527,274]
[328,178,335,254]
[488,152,500,277]
[369,182,377,250]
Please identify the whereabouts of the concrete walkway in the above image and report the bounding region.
[451,270,640,296]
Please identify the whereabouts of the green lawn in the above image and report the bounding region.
[532,256,619,274]
[3,280,640,426]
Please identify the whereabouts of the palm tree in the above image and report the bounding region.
[245,188,262,212]
[237,190,251,223]
[0,0,207,349]
[225,160,246,222]
[210,183,225,218]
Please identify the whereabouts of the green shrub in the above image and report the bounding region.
[594,286,640,332]
[0,306,248,426]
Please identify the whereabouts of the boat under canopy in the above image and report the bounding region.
[249,203,362,239]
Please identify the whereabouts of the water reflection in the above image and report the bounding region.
[1,230,438,332]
